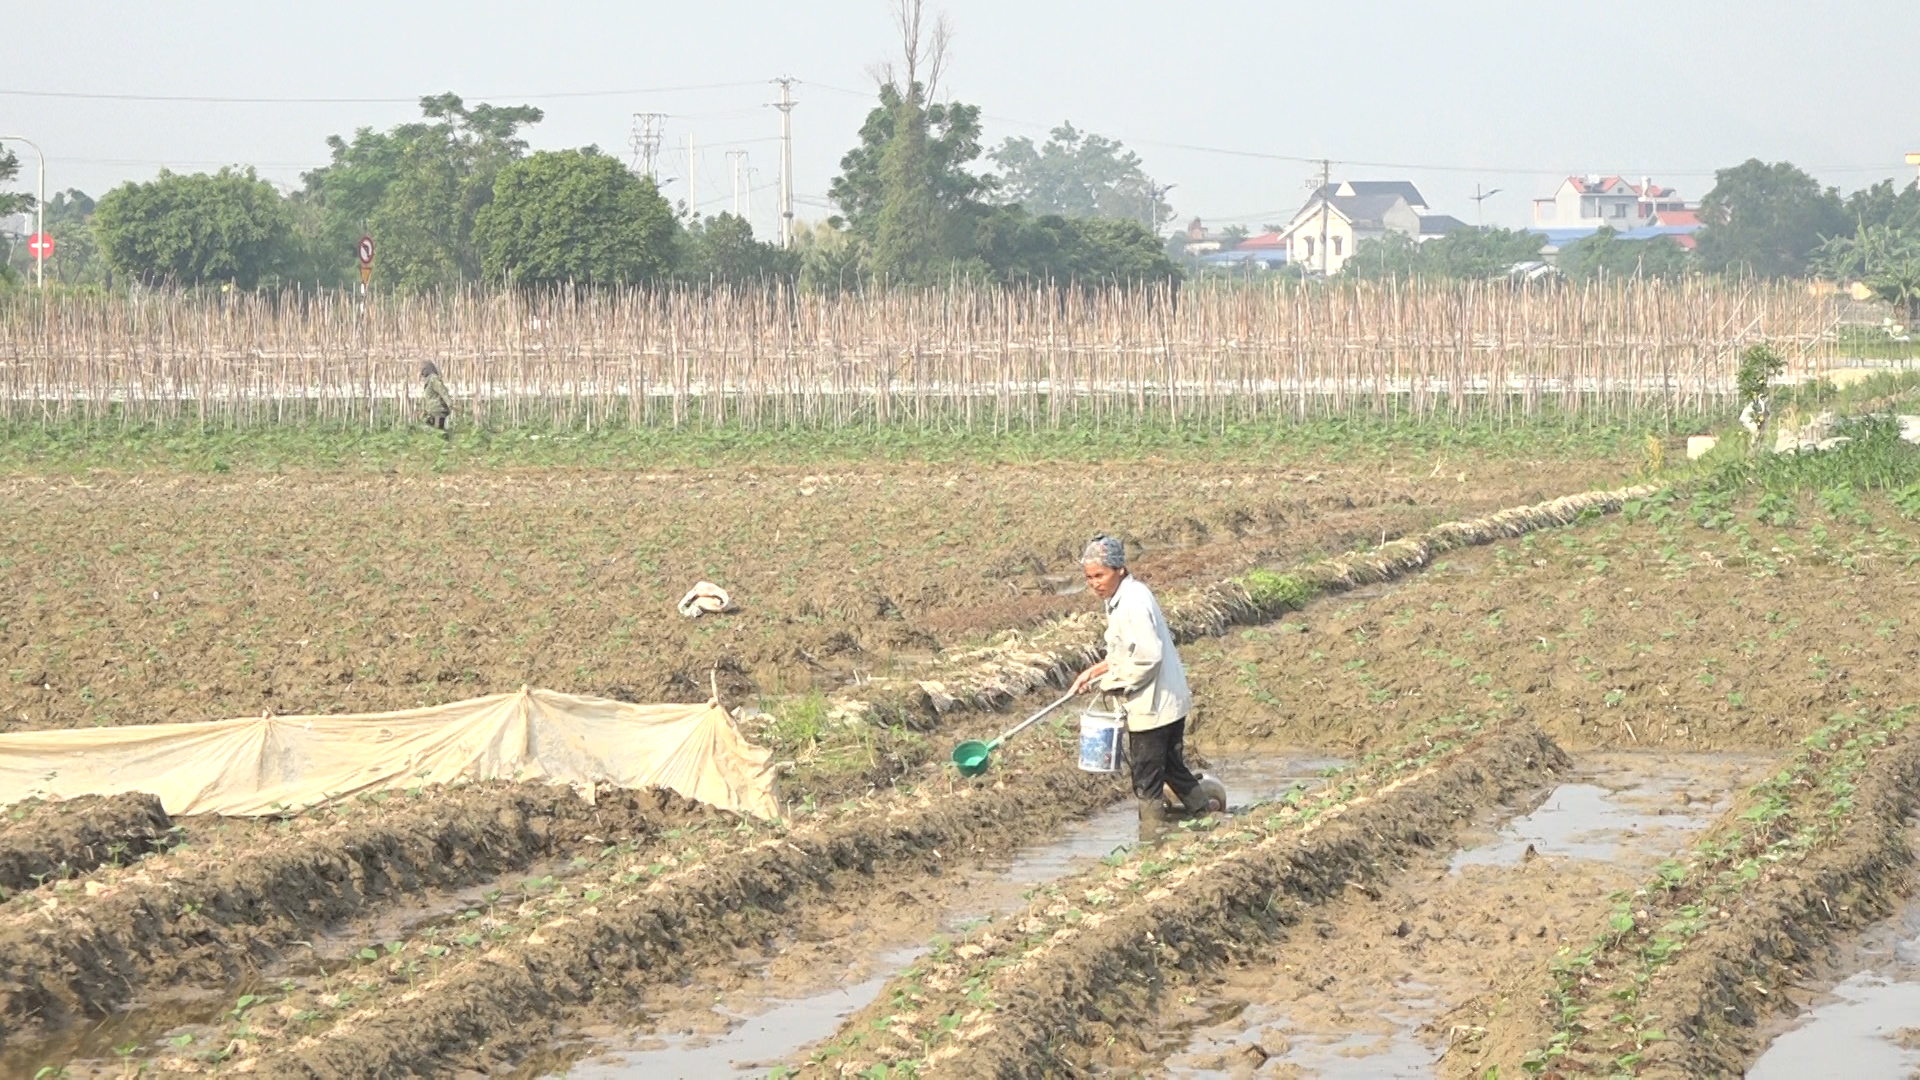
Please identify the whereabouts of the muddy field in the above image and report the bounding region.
[13,442,1920,1078]
[0,456,1620,732]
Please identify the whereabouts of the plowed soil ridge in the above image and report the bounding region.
[242,761,1123,1078]
[0,793,172,896]
[1630,733,1920,1078]
[862,485,1656,722]
[0,784,711,1042]
[813,722,1568,1077]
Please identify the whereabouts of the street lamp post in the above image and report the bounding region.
[0,136,44,289]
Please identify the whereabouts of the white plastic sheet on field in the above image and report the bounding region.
[0,687,779,819]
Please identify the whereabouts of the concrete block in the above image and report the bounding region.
[1686,435,1718,460]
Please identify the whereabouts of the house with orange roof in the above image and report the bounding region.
[1532,175,1690,232]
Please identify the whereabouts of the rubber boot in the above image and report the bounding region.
[1137,797,1170,841]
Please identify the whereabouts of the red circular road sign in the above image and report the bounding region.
[27,233,53,259]
[357,235,374,267]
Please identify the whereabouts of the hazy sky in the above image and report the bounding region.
[5,1,1917,237]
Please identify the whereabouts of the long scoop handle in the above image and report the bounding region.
[986,690,1081,750]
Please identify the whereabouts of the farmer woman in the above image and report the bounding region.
[419,362,454,435]
[1069,534,1222,830]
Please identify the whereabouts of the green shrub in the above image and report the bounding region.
[1241,569,1315,612]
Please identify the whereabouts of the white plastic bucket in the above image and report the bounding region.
[1079,708,1124,774]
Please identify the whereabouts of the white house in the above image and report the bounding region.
[1531,176,1689,231]
[1276,181,1471,275]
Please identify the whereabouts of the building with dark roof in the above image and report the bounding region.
[1275,180,1466,275]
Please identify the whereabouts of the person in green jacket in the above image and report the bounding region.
[420,362,453,435]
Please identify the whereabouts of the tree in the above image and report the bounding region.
[966,208,1179,285]
[1842,178,1920,235]
[40,190,109,287]
[0,148,30,218]
[1695,159,1847,278]
[821,0,1179,289]
[1815,222,1920,321]
[92,168,294,287]
[1557,227,1694,282]
[827,84,988,238]
[990,123,1170,228]
[301,94,544,290]
[1344,228,1543,281]
[472,148,676,286]
[677,213,797,285]
[866,0,961,284]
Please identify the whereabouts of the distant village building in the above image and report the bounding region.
[1275,181,1471,275]
[1530,175,1701,251]
[1180,217,1228,256]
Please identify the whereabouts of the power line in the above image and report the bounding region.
[0,80,766,105]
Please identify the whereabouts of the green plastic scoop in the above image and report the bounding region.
[951,690,1078,777]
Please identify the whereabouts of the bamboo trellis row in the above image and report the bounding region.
[0,280,1840,431]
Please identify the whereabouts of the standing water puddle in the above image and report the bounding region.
[1161,753,1766,1079]
[550,752,1341,1079]
[1748,875,1920,1079]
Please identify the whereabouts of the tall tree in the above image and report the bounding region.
[826,84,988,242]
[990,123,1169,228]
[868,0,956,284]
[473,148,676,285]
[92,168,294,287]
[1696,159,1847,278]
[301,94,544,290]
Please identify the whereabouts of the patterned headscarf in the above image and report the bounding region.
[1081,534,1126,569]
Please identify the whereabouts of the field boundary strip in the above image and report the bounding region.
[844,482,1660,723]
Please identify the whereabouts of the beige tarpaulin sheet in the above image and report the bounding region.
[0,687,779,820]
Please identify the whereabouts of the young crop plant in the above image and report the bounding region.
[1522,704,1914,1076]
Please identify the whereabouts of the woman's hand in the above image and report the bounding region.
[1070,661,1109,696]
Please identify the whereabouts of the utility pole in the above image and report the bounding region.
[0,135,45,289]
[686,132,697,217]
[745,165,757,219]
[771,76,798,248]
[629,113,666,180]
[1316,158,1332,277]
[1469,184,1503,229]
[727,150,748,217]
[1146,181,1176,232]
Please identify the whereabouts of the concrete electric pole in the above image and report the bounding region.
[686,132,697,217]
[727,150,748,217]
[1317,159,1332,276]
[771,77,798,248]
